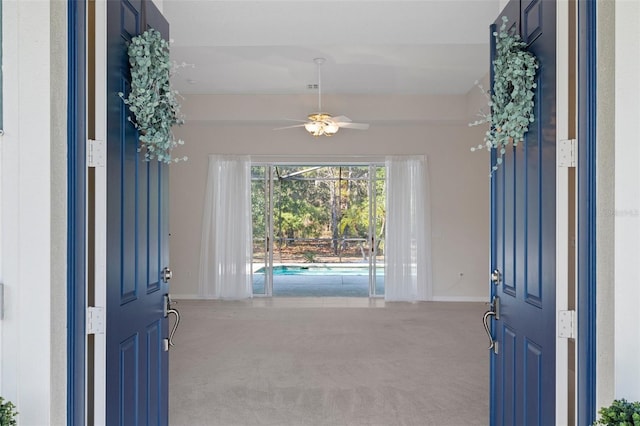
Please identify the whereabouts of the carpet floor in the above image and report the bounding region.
[169,299,489,426]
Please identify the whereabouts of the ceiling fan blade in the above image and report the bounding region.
[336,122,369,130]
[283,118,309,123]
[332,115,351,123]
[273,123,307,130]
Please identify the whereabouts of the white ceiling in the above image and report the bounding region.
[163,1,501,96]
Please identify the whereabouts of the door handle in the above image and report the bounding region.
[483,310,497,352]
[162,267,173,283]
[491,269,501,286]
[483,296,500,354]
[167,307,180,348]
[164,294,180,349]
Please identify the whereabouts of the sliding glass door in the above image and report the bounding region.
[251,165,270,295]
[251,164,385,297]
[369,165,386,297]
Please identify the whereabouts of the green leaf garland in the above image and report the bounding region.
[119,29,186,163]
[470,16,538,175]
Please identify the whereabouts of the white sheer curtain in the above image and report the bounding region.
[198,155,253,299]
[384,156,432,301]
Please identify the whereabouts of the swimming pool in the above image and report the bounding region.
[252,264,385,296]
[254,264,383,276]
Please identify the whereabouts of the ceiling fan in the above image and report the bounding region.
[275,58,370,137]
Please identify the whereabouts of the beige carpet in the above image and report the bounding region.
[169,299,489,426]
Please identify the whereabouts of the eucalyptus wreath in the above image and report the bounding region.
[470,16,538,174]
[118,29,186,163]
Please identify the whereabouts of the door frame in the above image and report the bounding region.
[90,0,109,422]
[576,0,597,423]
[555,0,572,422]
[67,3,598,423]
[67,0,87,424]
[555,1,598,424]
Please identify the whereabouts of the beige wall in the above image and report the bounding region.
[169,93,490,300]
[596,0,615,409]
[613,0,640,402]
[1,1,67,423]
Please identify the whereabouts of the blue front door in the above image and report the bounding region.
[106,1,170,424]
[490,0,556,424]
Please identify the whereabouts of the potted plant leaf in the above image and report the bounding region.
[594,399,640,426]
[0,397,17,426]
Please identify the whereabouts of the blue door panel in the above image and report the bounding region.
[503,146,515,295]
[523,0,543,44]
[137,161,149,292]
[525,98,541,304]
[107,0,170,424]
[501,325,517,425]
[122,98,139,303]
[121,0,140,41]
[148,162,161,292]
[491,1,555,424]
[524,339,542,425]
[515,141,526,295]
[119,334,139,425]
[496,162,504,282]
[146,320,162,424]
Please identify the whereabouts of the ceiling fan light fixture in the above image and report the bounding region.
[324,122,339,135]
[305,113,339,137]
[304,121,321,135]
[274,58,368,136]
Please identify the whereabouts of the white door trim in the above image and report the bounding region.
[556,1,576,424]
[89,0,108,423]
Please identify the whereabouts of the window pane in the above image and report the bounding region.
[251,166,267,295]
[253,164,386,297]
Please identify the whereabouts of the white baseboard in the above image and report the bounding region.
[430,296,489,303]
[171,294,201,300]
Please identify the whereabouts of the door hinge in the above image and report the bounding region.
[86,306,105,334]
[558,139,576,168]
[558,310,576,339]
[87,139,105,168]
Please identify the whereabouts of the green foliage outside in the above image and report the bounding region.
[594,399,640,426]
[302,252,317,263]
[0,397,17,426]
[251,170,267,239]
[251,165,386,259]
